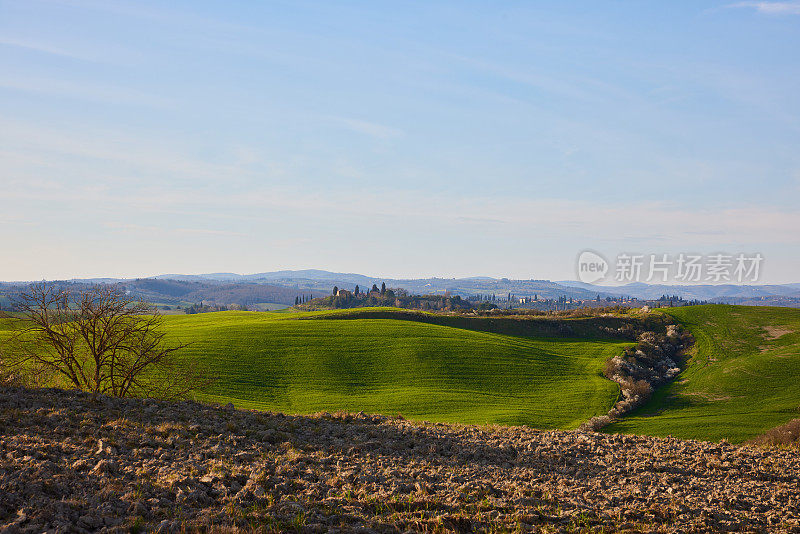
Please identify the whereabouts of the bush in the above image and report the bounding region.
[579,415,612,432]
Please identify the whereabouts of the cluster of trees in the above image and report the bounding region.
[597,295,707,307]
[654,295,707,306]
[300,285,709,314]
[397,294,474,311]
[294,294,313,305]
[324,283,396,309]
[601,295,636,303]
[466,293,528,303]
[331,283,388,297]
[304,283,485,312]
[185,302,247,314]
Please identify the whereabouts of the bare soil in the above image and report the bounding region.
[1,387,799,533]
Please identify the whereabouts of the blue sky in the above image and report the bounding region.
[1,0,799,282]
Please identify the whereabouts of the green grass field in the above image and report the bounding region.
[6,303,800,441]
[606,305,800,442]
[159,309,629,429]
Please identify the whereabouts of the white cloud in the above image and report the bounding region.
[729,1,800,15]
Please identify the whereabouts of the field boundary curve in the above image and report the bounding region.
[296,307,665,341]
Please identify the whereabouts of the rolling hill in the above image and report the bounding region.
[162,304,800,441]
[606,305,800,442]
[159,309,632,429]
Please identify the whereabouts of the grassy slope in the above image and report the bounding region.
[0,316,20,340]
[606,305,800,442]
[160,309,629,429]
[7,304,800,440]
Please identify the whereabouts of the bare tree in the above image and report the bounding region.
[2,283,208,399]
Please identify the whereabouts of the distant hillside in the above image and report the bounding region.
[157,270,800,303]
[150,271,612,301]
[154,269,377,286]
[127,279,300,307]
[2,271,614,303]
[559,280,800,303]
[3,270,800,308]
[0,279,300,309]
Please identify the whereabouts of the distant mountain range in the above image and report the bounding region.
[557,281,800,301]
[150,271,609,301]
[2,270,799,308]
[153,269,378,285]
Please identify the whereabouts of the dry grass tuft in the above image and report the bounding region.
[749,418,800,447]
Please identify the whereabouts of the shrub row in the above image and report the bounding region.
[581,322,693,432]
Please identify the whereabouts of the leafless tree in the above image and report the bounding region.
[2,283,208,399]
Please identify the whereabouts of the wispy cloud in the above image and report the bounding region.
[0,117,250,183]
[0,37,99,61]
[104,223,247,238]
[174,228,248,237]
[330,117,404,139]
[3,116,798,250]
[104,222,160,233]
[0,214,34,226]
[30,180,800,247]
[729,1,800,15]
[44,0,251,32]
[0,76,172,108]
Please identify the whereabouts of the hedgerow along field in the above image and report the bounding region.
[606,305,800,443]
[158,308,633,429]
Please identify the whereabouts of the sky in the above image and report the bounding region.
[1,0,799,283]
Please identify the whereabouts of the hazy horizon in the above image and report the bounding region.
[2,266,799,286]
